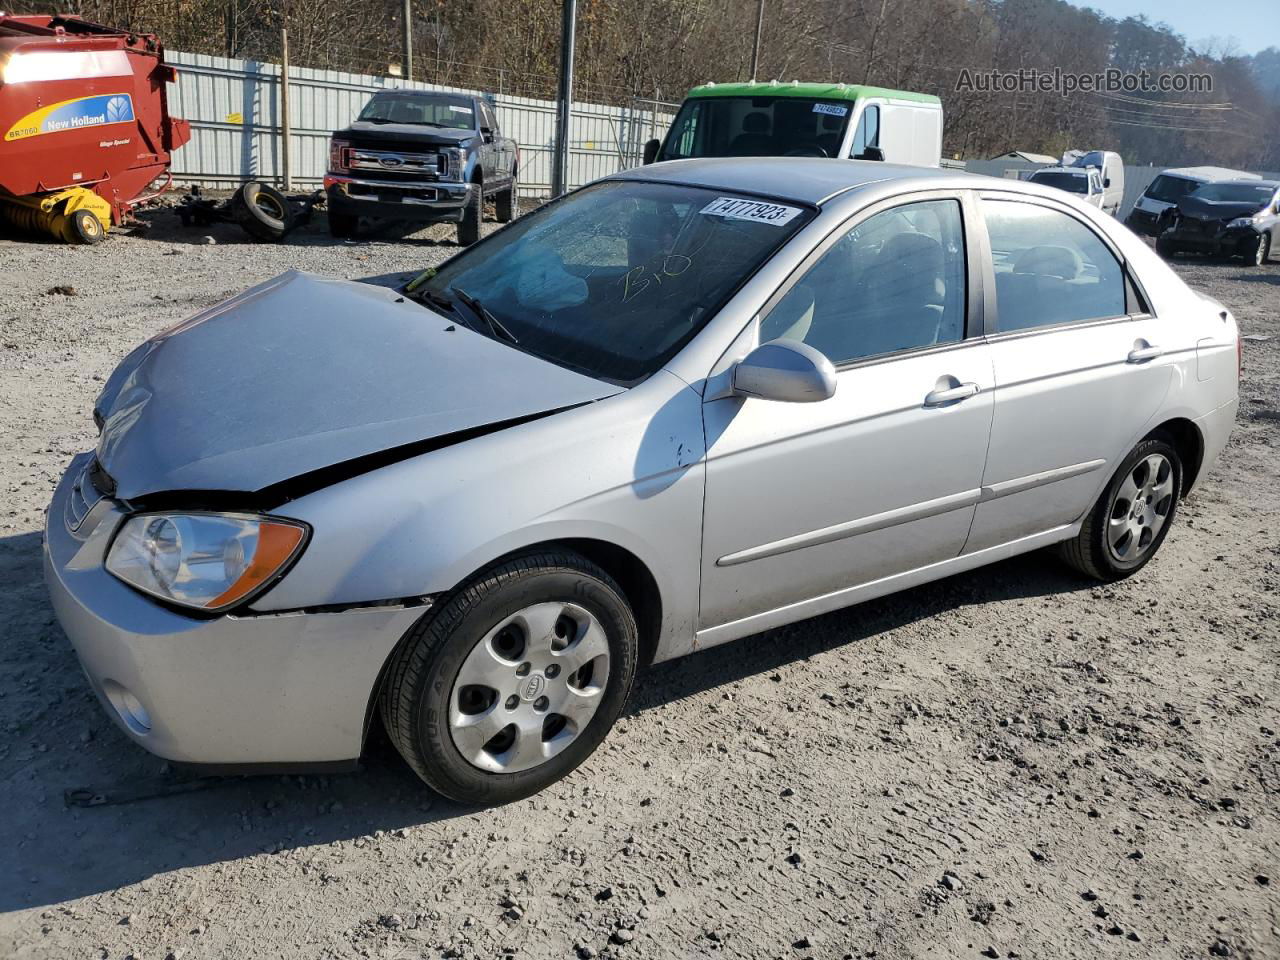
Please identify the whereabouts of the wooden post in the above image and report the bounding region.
[402,0,413,81]
[280,25,292,190]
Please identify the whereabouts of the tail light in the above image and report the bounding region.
[329,138,353,172]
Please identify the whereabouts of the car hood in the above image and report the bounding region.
[1176,196,1262,223]
[94,271,623,501]
[340,120,476,146]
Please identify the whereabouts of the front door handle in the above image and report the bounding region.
[1127,343,1163,363]
[924,381,980,407]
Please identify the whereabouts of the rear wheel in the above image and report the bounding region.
[495,169,518,223]
[457,182,483,246]
[379,550,639,805]
[1058,435,1182,581]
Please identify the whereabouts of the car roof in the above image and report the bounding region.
[685,80,941,106]
[1159,166,1261,182]
[1200,179,1280,188]
[612,158,973,205]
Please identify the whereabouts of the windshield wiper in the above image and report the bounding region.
[453,288,519,345]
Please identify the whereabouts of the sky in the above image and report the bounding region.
[1065,0,1279,56]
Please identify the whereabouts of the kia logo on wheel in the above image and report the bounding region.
[521,674,545,702]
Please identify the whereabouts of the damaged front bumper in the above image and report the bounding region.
[1163,222,1260,256]
[324,174,475,223]
[43,453,425,771]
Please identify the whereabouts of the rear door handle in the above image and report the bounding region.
[924,381,980,407]
[1127,345,1164,363]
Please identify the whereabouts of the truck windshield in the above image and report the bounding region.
[408,180,814,385]
[1030,172,1089,193]
[358,94,475,129]
[658,96,852,161]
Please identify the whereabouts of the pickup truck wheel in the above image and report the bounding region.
[328,210,358,239]
[458,184,483,246]
[495,172,518,223]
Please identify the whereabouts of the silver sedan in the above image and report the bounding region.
[45,159,1240,803]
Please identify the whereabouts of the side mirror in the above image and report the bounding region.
[1104,177,1111,188]
[732,340,836,403]
[855,146,885,162]
[480,126,494,142]
[642,138,660,165]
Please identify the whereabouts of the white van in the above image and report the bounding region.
[1125,166,1261,236]
[1065,150,1124,216]
[1027,166,1105,208]
[645,82,943,169]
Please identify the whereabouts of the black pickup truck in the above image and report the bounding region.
[324,90,519,244]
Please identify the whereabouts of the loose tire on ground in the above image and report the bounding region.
[457,182,483,246]
[67,209,105,245]
[1057,434,1182,582]
[495,170,518,223]
[232,181,292,242]
[379,550,640,805]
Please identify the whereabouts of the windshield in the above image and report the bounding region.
[1189,182,1276,204]
[409,180,813,384]
[1145,175,1200,203]
[658,96,853,161]
[358,94,475,129]
[1030,172,1089,193]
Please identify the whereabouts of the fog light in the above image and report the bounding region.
[102,679,152,735]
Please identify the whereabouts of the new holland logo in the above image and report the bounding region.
[5,93,136,141]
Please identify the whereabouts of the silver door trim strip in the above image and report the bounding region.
[715,458,1106,568]
[979,458,1106,501]
[716,488,982,567]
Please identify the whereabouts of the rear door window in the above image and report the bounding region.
[984,200,1126,332]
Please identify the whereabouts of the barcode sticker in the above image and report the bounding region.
[699,197,803,226]
[812,103,848,116]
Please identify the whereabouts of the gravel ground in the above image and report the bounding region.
[1,207,1278,960]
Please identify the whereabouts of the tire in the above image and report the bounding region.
[328,210,358,239]
[67,209,105,245]
[457,182,483,246]
[379,550,639,805]
[1246,232,1271,267]
[495,169,518,223]
[232,181,292,241]
[1057,435,1182,581]
[1155,236,1178,260]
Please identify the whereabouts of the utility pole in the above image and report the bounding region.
[750,0,764,81]
[551,0,576,197]
[402,0,413,82]
[280,23,291,190]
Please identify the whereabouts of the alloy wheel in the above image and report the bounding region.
[449,602,610,773]
[1106,453,1175,562]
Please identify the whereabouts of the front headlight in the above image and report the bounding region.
[1227,217,1259,229]
[106,513,308,613]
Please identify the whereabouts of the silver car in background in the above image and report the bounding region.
[45,159,1239,804]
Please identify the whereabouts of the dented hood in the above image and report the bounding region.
[94,271,622,500]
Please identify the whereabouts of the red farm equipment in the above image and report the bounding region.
[0,13,190,243]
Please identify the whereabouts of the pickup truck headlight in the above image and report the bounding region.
[442,146,466,180]
[329,138,353,172]
[106,513,308,613]
[1227,216,1260,229]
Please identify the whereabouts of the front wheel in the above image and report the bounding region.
[1057,435,1182,581]
[457,183,483,246]
[495,170,518,223]
[1155,236,1178,260]
[1245,232,1271,267]
[379,551,639,804]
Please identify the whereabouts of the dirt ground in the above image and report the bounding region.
[0,205,1277,960]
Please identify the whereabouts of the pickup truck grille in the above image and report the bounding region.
[349,147,451,180]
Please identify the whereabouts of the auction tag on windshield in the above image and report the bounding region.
[700,197,802,226]
[812,103,848,116]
